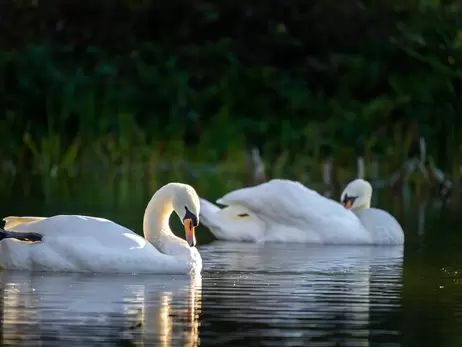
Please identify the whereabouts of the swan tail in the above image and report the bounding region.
[0,227,43,242]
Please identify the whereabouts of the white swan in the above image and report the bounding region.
[0,182,202,274]
[199,178,404,245]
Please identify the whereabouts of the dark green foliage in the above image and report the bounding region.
[0,0,461,179]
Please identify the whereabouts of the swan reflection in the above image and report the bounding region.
[0,272,202,346]
[200,242,404,347]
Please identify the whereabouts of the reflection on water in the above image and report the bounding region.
[199,242,404,347]
[0,272,202,346]
[1,189,462,346]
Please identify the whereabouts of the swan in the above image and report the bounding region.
[0,182,202,274]
[199,178,404,245]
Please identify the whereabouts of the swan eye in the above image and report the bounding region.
[238,213,250,217]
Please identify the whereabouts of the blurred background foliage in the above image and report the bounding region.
[0,0,461,199]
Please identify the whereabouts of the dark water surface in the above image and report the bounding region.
[1,189,462,346]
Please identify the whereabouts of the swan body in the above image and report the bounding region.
[0,183,202,274]
[200,178,404,245]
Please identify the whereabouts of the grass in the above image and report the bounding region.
[2,130,461,199]
[1,112,461,208]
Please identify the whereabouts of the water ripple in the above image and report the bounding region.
[1,241,462,346]
[198,242,404,347]
[0,272,201,346]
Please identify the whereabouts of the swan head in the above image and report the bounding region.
[340,178,372,213]
[171,183,200,247]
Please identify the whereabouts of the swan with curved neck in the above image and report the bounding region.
[199,178,404,244]
[143,182,200,250]
[0,182,202,274]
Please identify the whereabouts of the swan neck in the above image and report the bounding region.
[353,206,366,214]
[353,200,370,214]
[143,186,176,248]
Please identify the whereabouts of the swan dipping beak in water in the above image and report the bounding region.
[0,182,202,274]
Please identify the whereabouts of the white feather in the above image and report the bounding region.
[200,178,404,245]
[200,179,370,244]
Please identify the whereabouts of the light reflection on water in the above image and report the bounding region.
[0,272,202,346]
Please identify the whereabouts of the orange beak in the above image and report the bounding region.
[342,200,353,209]
[184,218,196,247]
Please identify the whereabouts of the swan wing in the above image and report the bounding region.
[3,216,46,230]
[199,198,267,241]
[358,208,405,245]
[5,215,140,242]
[216,179,370,244]
[217,179,342,221]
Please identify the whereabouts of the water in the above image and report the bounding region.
[0,272,201,346]
[199,243,403,347]
[1,188,462,346]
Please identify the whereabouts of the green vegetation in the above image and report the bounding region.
[0,1,461,199]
